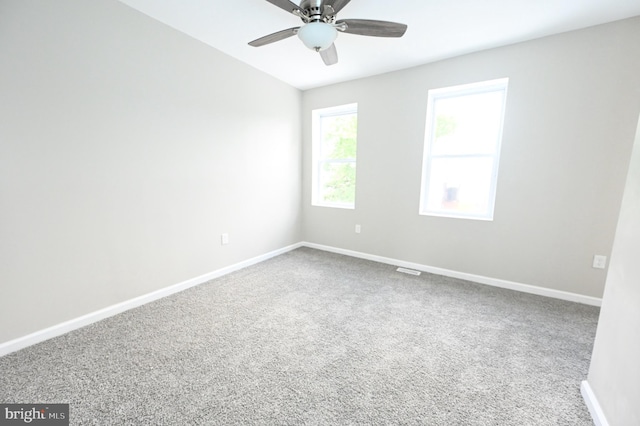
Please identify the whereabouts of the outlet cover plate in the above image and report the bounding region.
[593,255,607,269]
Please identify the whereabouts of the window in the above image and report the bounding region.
[420,79,508,220]
[312,103,358,209]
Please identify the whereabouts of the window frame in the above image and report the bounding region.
[311,103,358,209]
[419,78,509,221]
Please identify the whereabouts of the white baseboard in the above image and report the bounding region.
[0,241,600,357]
[581,380,610,426]
[301,242,602,307]
[0,242,303,357]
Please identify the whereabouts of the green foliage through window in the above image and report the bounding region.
[435,115,458,139]
[314,105,358,208]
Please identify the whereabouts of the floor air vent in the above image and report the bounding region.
[396,267,421,276]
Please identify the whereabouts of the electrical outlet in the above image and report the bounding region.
[355,224,361,234]
[221,233,229,245]
[592,255,607,269]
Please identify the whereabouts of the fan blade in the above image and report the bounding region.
[336,19,407,37]
[264,0,304,15]
[327,0,351,14]
[248,27,299,47]
[320,43,338,66]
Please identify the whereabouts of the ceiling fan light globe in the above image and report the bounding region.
[298,22,337,51]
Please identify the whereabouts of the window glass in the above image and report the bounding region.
[420,79,508,220]
[312,104,358,208]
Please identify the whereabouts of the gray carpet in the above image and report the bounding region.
[0,247,599,425]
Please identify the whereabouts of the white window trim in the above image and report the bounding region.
[419,78,509,221]
[312,103,358,209]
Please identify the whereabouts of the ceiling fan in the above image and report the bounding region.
[248,0,408,66]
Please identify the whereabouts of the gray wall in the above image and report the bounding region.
[301,17,640,299]
[0,0,302,344]
[587,115,640,425]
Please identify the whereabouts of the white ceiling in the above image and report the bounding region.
[118,0,640,90]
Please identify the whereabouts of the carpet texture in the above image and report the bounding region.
[0,248,599,425]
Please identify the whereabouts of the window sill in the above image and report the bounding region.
[313,202,355,210]
[419,210,493,221]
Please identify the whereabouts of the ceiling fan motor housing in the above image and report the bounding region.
[299,0,336,23]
